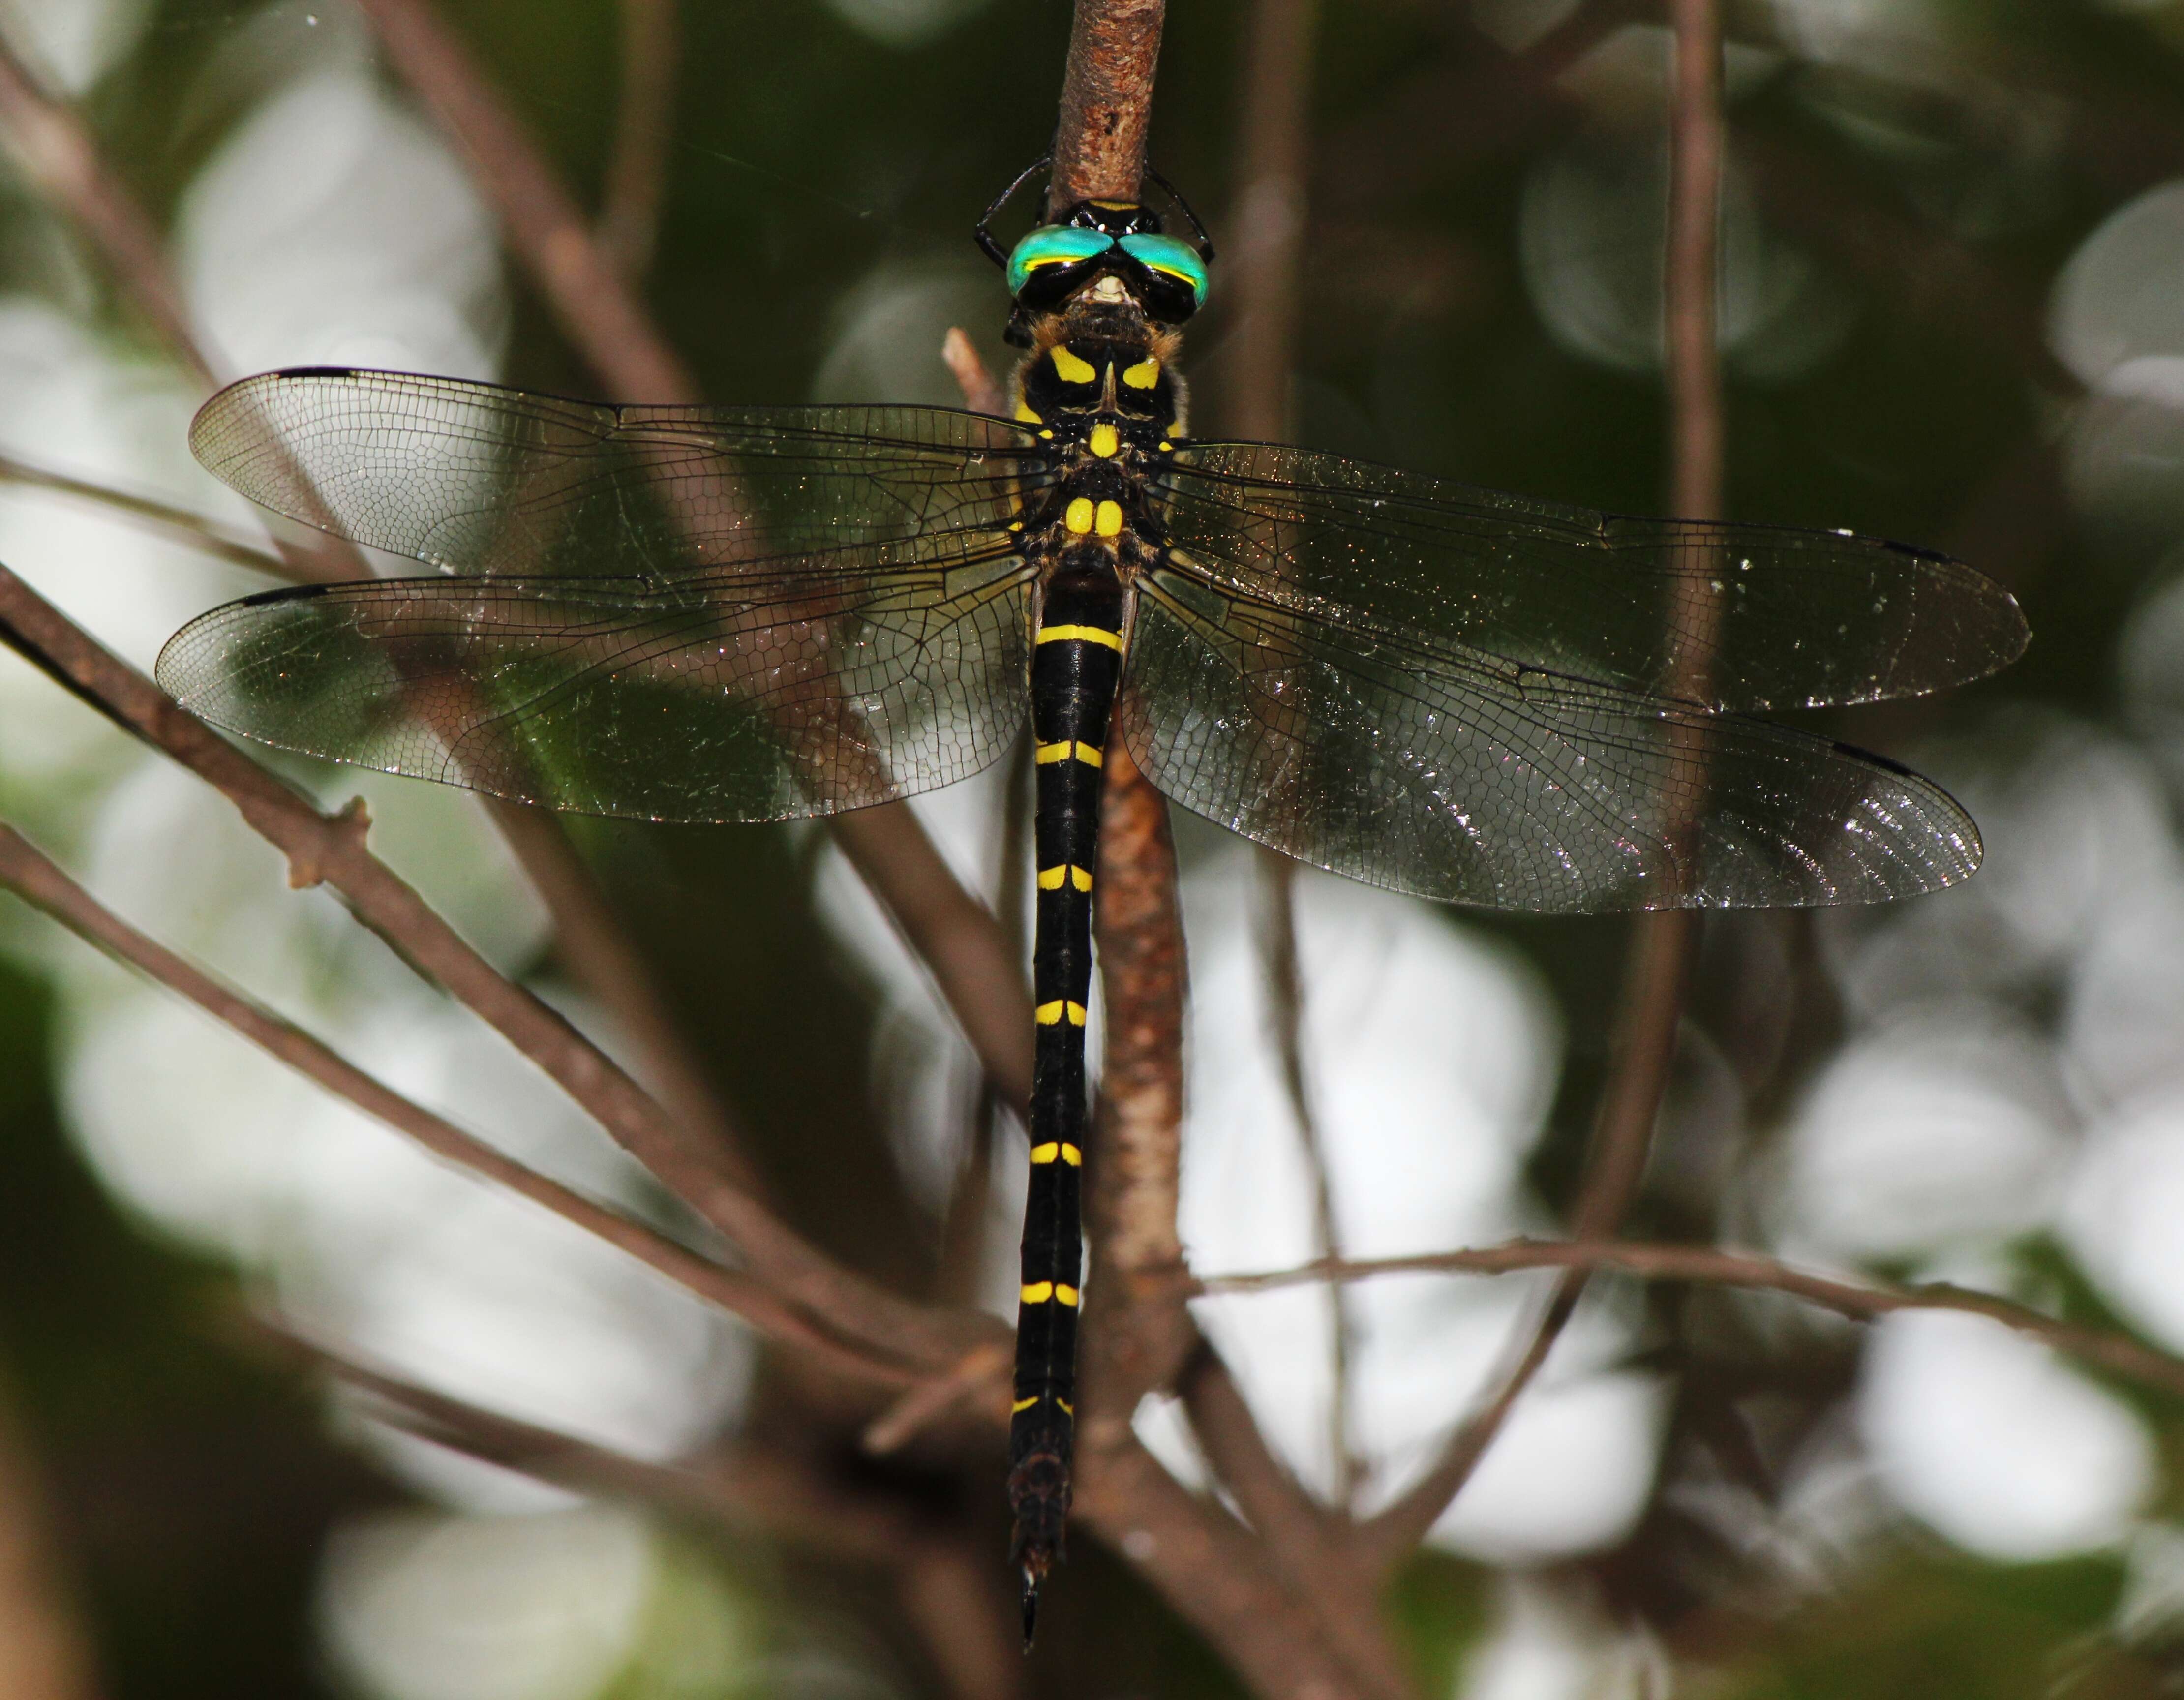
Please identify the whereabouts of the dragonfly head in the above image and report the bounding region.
[1002,201,1209,329]
[976,161,1214,346]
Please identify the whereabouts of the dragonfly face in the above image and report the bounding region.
[1003,199,1210,327]
[155,165,2027,1648]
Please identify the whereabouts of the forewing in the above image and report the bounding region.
[156,541,1034,823]
[189,368,1046,582]
[1120,570,1982,911]
[1157,442,2027,712]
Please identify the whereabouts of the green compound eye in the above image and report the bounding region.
[1006,226,1116,301]
[1118,233,1209,309]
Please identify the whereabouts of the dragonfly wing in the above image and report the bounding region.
[157,541,1034,823]
[190,368,1046,581]
[1120,570,1982,911]
[1157,443,2027,712]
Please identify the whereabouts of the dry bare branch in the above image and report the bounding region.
[0,25,781,1190]
[0,819,898,1378]
[1358,0,1725,1568]
[0,561,987,1376]
[1198,1238,2184,1405]
[0,32,213,387]
[352,0,1037,1113]
[942,328,1008,419]
[599,0,678,280]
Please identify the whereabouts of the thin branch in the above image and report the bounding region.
[0,561,987,1375]
[598,0,678,280]
[0,819,892,1380]
[0,32,214,386]
[1177,1348,1412,1700]
[1049,0,1167,210]
[942,327,1007,418]
[1358,0,1725,1568]
[1222,0,1365,1516]
[863,1342,1011,1455]
[1039,0,1195,1402]
[480,799,762,1190]
[352,0,1035,1116]
[1085,741,1194,1399]
[1196,1238,2184,1406]
[0,452,303,578]
[1036,10,1381,1695]
[0,1363,101,1700]
[1069,1434,1374,1700]
[294,1339,1024,1700]
[0,27,780,1193]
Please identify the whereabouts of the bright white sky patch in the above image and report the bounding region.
[1858,1309,2154,1560]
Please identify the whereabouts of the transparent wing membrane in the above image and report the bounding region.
[1120,571,1982,911]
[158,546,1035,822]
[1158,443,2028,714]
[189,368,1047,581]
[168,366,2014,905]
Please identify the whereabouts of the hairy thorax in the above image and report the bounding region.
[1010,293,1187,597]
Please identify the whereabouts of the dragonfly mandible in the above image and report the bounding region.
[156,164,2028,1638]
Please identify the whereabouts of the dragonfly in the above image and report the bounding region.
[157,163,2027,1638]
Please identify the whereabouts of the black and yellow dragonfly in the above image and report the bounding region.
[157,177,2026,1637]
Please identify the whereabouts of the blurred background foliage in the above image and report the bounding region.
[3,0,2184,1695]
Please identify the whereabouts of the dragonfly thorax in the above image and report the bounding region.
[1012,300,1186,456]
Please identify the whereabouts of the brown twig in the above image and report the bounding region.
[942,328,1008,418]
[1196,1238,2184,1406]
[1177,1348,1413,1700]
[1068,1436,1373,1700]
[598,0,678,280]
[1357,0,1724,1570]
[353,0,1036,1116]
[1220,0,1368,1516]
[0,819,891,1380]
[0,561,986,1375]
[1048,0,1167,210]
[479,800,762,1188]
[0,1364,101,1700]
[1085,742,1193,1400]
[863,1342,1012,1455]
[0,452,303,579]
[1221,0,1315,444]
[293,1337,1023,1700]
[0,26,785,1195]
[1039,10,1385,1695]
[0,33,214,386]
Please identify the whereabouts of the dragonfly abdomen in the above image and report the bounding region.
[1009,555,1125,1633]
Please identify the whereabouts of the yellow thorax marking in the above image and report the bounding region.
[1036,864,1094,892]
[1065,496,1094,534]
[1028,1141,1082,1165]
[1036,624,1123,651]
[1094,499,1123,538]
[1015,399,1042,424]
[1034,740,1103,767]
[1088,422,1119,458]
[1034,999,1090,1027]
[1051,344,1097,385]
[1123,359,1159,389]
